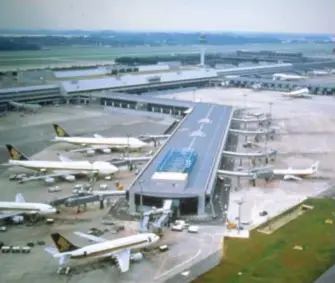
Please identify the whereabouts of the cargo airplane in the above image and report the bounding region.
[45,231,159,272]
[282,88,313,99]
[52,124,150,155]
[4,144,118,184]
[0,193,56,221]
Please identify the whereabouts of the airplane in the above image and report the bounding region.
[52,124,150,155]
[44,231,160,272]
[9,100,41,113]
[0,193,56,221]
[271,161,320,181]
[282,88,313,99]
[272,73,308,81]
[4,144,119,184]
[309,70,330,76]
[251,83,262,91]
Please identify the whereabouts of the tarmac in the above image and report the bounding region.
[158,87,335,230]
[0,104,225,283]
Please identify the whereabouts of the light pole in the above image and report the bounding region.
[139,180,144,220]
[235,199,244,234]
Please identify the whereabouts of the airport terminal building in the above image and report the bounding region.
[127,102,234,216]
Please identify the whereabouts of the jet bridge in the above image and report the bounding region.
[139,199,173,233]
[222,149,277,159]
[217,169,257,179]
[232,116,272,127]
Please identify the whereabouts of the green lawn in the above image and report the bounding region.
[195,198,335,283]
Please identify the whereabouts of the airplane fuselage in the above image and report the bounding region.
[273,168,314,177]
[53,136,148,149]
[0,202,56,214]
[8,160,118,176]
[55,233,157,260]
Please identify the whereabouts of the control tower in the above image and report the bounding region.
[199,33,207,67]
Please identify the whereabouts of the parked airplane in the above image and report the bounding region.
[251,83,262,91]
[282,88,313,99]
[0,193,56,221]
[44,231,160,272]
[4,144,118,184]
[9,100,41,112]
[52,124,149,155]
[271,161,319,181]
[272,73,308,81]
[309,70,330,76]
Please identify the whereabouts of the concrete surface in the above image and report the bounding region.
[0,105,170,167]
[0,104,225,283]
[159,87,335,231]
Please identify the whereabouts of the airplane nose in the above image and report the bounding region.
[49,208,57,214]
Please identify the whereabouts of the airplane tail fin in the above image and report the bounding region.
[51,233,79,253]
[311,161,320,173]
[6,144,29,161]
[56,152,72,162]
[53,124,70,137]
[94,133,104,138]
[15,193,25,203]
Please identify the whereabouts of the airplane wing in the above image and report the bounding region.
[113,249,131,273]
[73,231,107,243]
[19,172,73,183]
[283,175,302,181]
[69,145,127,153]
[0,211,22,220]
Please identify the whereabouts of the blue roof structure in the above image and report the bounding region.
[61,69,218,93]
[157,148,197,174]
[91,92,193,108]
[0,84,59,95]
[54,68,110,78]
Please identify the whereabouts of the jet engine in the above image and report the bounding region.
[86,149,95,156]
[130,252,143,262]
[102,148,111,154]
[12,215,24,224]
[45,177,55,184]
[65,175,76,182]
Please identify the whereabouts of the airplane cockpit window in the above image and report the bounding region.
[147,237,152,243]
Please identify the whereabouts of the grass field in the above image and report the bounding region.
[0,43,333,70]
[195,198,335,283]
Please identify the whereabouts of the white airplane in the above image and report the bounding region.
[251,83,262,91]
[9,100,41,113]
[272,161,319,181]
[309,70,330,76]
[5,144,118,184]
[52,124,149,155]
[45,231,160,272]
[282,88,313,99]
[0,193,56,221]
[272,73,308,81]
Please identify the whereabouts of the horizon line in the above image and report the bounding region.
[0,28,333,36]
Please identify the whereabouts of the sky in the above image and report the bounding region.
[0,0,334,34]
